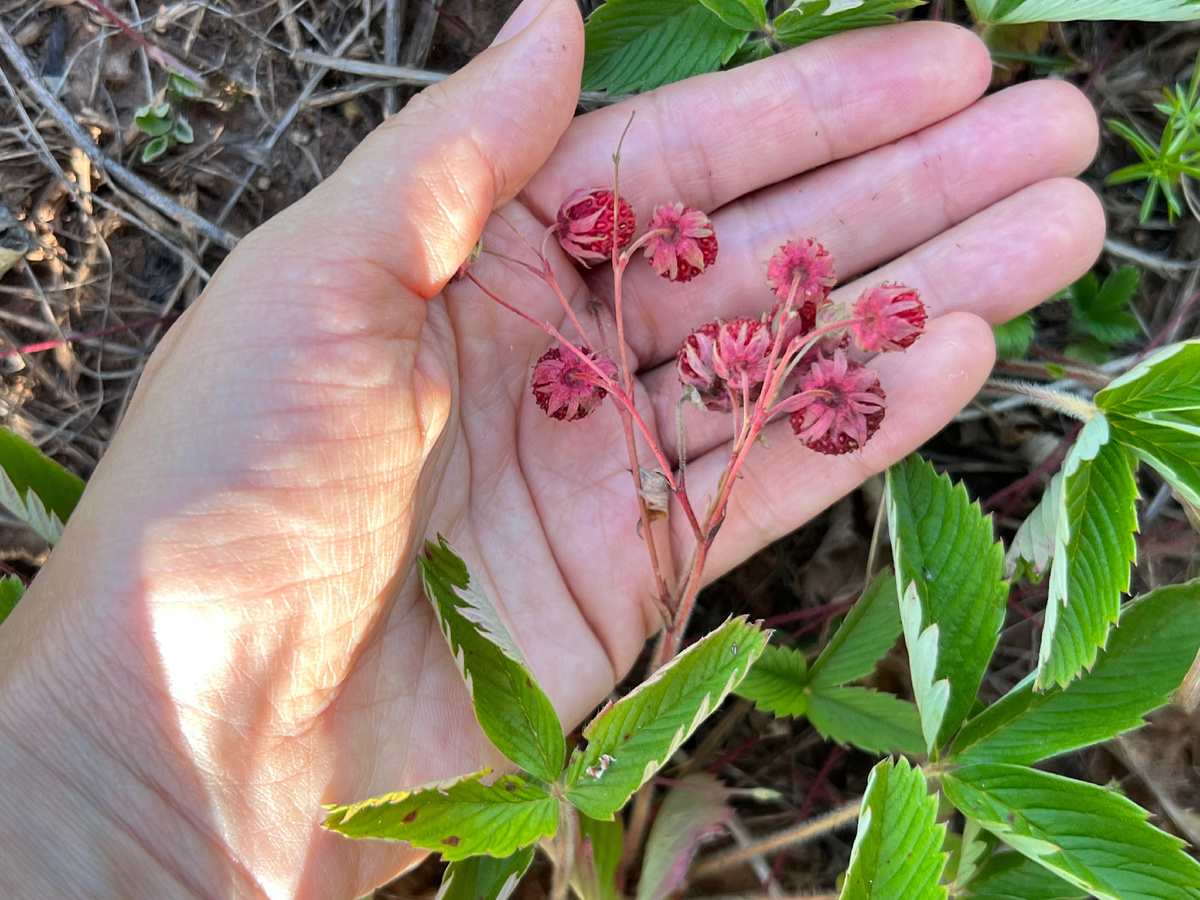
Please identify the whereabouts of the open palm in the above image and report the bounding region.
[0,1,1104,897]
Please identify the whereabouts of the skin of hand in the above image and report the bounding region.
[0,0,1104,896]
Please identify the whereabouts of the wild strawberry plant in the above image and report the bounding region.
[320,133,1200,899]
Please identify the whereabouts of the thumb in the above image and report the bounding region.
[263,0,584,298]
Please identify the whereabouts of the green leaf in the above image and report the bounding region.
[1108,413,1200,506]
[992,313,1035,359]
[774,0,923,47]
[808,569,902,689]
[438,847,536,900]
[0,575,25,626]
[900,581,951,755]
[141,136,170,162]
[1096,340,1200,419]
[954,818,999,890]
[1063,336,1114,366]
[583,0,747,94]
[1005,472,1062,582]
[167,71,202,100]
[963,852,1088,900]
[170,116,194,144]
[420,537,565,782]
[322,770,558,860]
[575,813,623,900]
[1069,265,1141,345]
[134,103,173,136]
[943,764,1200,900]
[725,37,774,66]
[699,0,767,29]
[735,642,809,718]
[840,757,947,900]
[564,617,767,820]
[954,580,1200,765]
[887,455,1008,746]
[806,684,925,756]
[967,0,1200,23]
[1036,415,1139,690]
[636,774,732,900]
[0,427,84,523]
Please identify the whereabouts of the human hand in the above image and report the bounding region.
[0,0,1102,896]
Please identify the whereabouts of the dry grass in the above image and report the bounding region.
[1,1,1198,896]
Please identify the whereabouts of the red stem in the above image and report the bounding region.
[81,0,203,82]
[0,313,180,359]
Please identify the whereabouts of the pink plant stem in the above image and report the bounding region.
[535,264,594,352]
[0,313,180,359]
[82,0,204,82]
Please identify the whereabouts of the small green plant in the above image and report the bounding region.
[134,72,200,163]
[1109,54,1200,222]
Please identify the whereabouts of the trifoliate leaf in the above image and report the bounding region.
[437,846,536,900]
[0,427,84,523]
[805,684,925,756]
[636,774,732,900]
[420,537,565,782]
[840,757,947,900]
[954,580,1200,765]
[0,575,24,626]
[808,569,902,689]
[1067,265,1141,345]
[564,617,767,820]
[967,0,1200,23]
[887,455,1008,747]
[1005,471,1062,581]
[774,0,923,48]
[963,852,1088,900]
[583,0,748,94]
[1036,415,1138,690]
[735,642,809,718]
[322,770,557,860]
[992,313,1035,359]
[943,764,1200,900]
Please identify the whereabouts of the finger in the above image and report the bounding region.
[642,176,1105,464]
[672,313,994,581]
[615,78,1099,364]
[246,0,583,299]
[521,22,991,223]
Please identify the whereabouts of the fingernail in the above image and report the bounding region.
[491,0,554,45]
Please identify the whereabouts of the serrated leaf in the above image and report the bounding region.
[575,813,623,900]
[809,570,901,688]
[954,580,1200,765]
[954,818,999,890]
[735,642,809,717]
[322,770,557,860]
[1036,415,1138,690]
[774,0,923,47]
[1107,414,1200,506]
[0,466,65,545]
[0,427,84,523]
[1005,472,1062,581]
[699,0,767,29]
[887,455,1008,746]
[0,575,25,626]
[840,757,947,900]
[1070,265,1141,345]
[582,0,747,94]
[943,764,1200,900]
[564,617,767,820]
[437,846,536,900]
[1096,340,1200,419]
[993,313,1035,359]
[900,581,951,755]
[964,852,1087,900]
[420,537,565,782]
[806,684,925,755]
[636,774,732,900]
[725,36,774,66]
[967,0,1200,23]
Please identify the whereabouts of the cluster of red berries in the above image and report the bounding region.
[529,188,926,457]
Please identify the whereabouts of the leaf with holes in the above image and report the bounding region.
[841,757,947,900]
[774,0,923,47]
[806,684,925,756]
[943,764,1200,900]
[967,0,1200,23]
[420,537,565,782]
[322,770,557,860]
[1036,415,1138,690]
[887,455,1007,746]
[582,0,748,93]
[437,846,536,900]
[564,617,767,820]
[953,580,1200,765]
